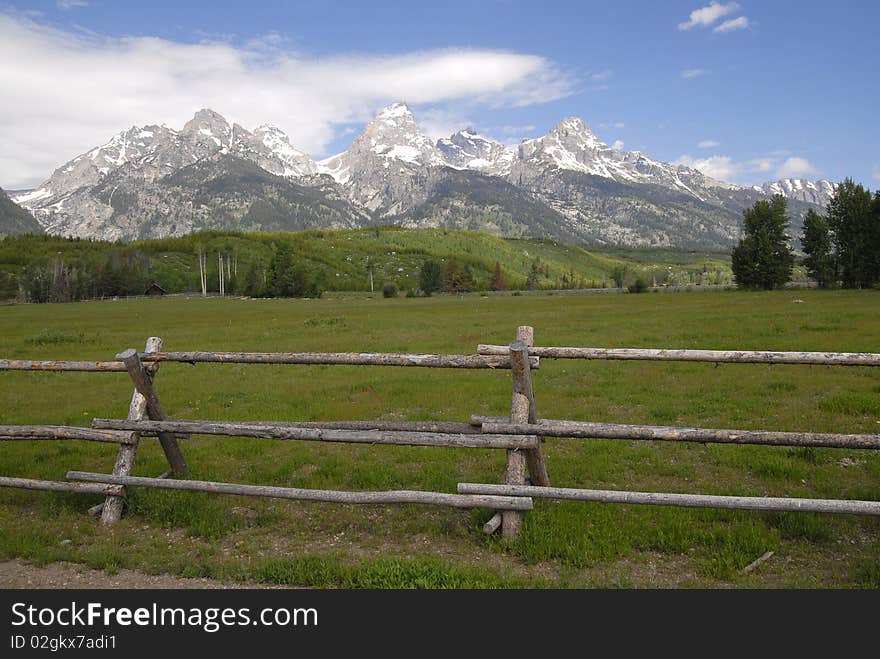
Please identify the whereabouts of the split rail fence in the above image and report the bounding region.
[1,328,879,541]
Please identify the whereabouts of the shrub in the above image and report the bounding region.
[628,277,649,293]
[382,283,398,298]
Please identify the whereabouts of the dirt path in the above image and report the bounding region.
[0,560,275,589]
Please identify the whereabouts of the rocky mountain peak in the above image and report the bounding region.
[758,178,836,206]
[341,101,441,169]
[248,124,318,177]
[547,117,605,151]
[181,108,232,148]
[437,128,513,175]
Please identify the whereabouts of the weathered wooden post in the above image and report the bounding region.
[101,337,162,525]
[501,325,548,541]
[117,348,189,477]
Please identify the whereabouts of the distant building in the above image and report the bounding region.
[144,282,167,298]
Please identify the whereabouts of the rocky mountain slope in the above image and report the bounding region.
[0,187,42,236]
[12,104,836,248]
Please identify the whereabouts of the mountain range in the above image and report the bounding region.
[9,103,836,249]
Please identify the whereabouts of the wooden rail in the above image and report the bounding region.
[67,472,534,511]
[209,420,481,434]
[457,483,880,516]
[91,419,540,450]
[0,476,123,496]
[476,345,880,367]
[477,418,880,450]
[0,359,127,372]
[138,351,538,369]
[0,425,134,444]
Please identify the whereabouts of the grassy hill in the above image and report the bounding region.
[0,226,732,301]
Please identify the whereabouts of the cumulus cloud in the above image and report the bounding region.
[714,16,749,32]
[678,2,739,30]
[681,68,706,79]
[612,140,625,151]
[673,154,739,181]
[749,157,775,172]
[776,157,817,178]
[675,152,820,184]
[698,139,720,148]
[0,14,575,188]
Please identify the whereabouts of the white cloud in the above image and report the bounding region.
[776,157,817,178]
[599,121,625,129]
[681,68,706,79]
[698,139,720,148]
[612,140,625,151]
[675,152,820,184]
[749,157,775,172]
[0,14,575,188]
[589,69,613,82]
[873,165,880,183]
[673,154,739,181]
[56,0,89,9]
[416,107,473,141]
[678,2,739,30]
[714,16,749,32]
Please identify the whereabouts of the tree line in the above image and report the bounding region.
[732,179,880,289]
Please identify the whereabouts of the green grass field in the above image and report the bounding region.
[1,289,878,588]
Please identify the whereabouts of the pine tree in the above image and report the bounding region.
[872,191,880,285]
[826,178,874,288]
[731,195,794,290]
[418,260,443,295]
[801,209,836,288]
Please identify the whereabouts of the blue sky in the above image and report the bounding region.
[1,0,878,189]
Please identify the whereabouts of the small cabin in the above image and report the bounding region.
[144,282,167,298]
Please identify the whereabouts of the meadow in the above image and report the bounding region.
[0,289,878,588]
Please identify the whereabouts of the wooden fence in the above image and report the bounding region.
[1,328,879,542]
[0,330,544,532]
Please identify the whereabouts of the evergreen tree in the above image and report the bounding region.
[801,209,836,288]
[826,178,874,288]
[731,195,794,290]
[418,260,443,295]
[265,244,322,297]
[526,262,540,290]
[872,191,880,284]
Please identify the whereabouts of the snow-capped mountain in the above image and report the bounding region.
[436,128,514,176]
[11,110,361,240]
[756,178,836,207]
[511,117,738,197]
[317,102,443,213]
[12,103,837,247]
[16,109,322,226]
[237,124,319,179]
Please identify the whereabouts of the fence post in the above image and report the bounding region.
[512,327,549,488]
[502,325,546,541]
[117,348,189,476]
[101,337,162,524]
